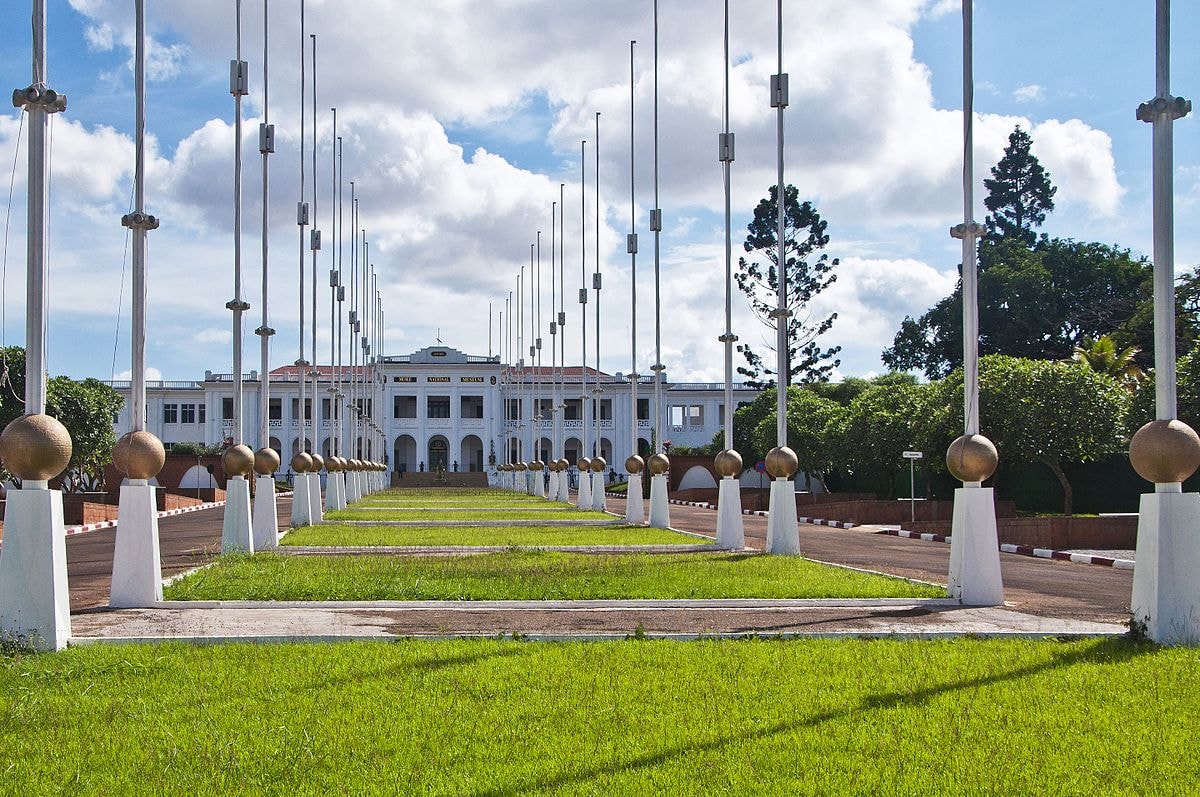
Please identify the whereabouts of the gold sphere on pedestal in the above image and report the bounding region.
[625,454,645,474]
[548,460,559,473]
[577,457,591,472]
[766,446,799,479]
[1130,419,1200,484]
[253,447,281,476]
[516,462,528,471]
[113,430,166,480]
[222,444,255,478]
[714,449,743,478]
[590,456,607,473]
[0,413,72,482]
[310,453,325,472]
[648,452,670,476]
[329,457,344,472]
[946,434,998,483]
[291,451,313,474]
[557,458,570,471]
[530,460,544,472]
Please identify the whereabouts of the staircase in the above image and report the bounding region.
[390,471,490,489]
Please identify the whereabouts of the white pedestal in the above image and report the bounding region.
[1131,489,1200,645]
[766,478,800,555]
[591,471,607,512]
[252,475,279,551]
[291,474,312,527]
[715,476,745,550]
[547,471,559,502]
[110,482,163,607]
[648,474,671,528]
[532,472,546,498]
[222,476,254,553]
[624,472,644,524]
[947,486,1004,606]
[0,486,70,650]
[577,470,592,509]
[557,471,570,503]
[307,472,323,523]
[334,472,347,510]
[325,472,339,512]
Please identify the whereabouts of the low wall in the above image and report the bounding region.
[906,515,1138,550]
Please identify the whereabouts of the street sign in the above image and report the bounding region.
[754,460,767,473]
[902,451,923,459]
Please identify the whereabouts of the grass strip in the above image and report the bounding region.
[325,508,612,522]
[1,638,1193,794]
[281,523,707,547]
[163,551,940,602]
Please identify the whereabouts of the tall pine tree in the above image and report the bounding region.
[734,185,841,388]
[982,126,1056,245]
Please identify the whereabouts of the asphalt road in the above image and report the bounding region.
[65,492,1134,624]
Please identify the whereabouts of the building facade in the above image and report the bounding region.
[108,345,757,479]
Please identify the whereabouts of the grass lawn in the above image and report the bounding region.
[2,637,1196,794]
[362,488,549,505]
[324,507,613,522]
[281,522,708,547]
[163,551,940,601]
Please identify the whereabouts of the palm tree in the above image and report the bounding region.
[1072,335,1146,389]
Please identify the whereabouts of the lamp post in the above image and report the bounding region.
[290,0,314,527]
[647,0,671,528]
[577,139,594,509]
[714,0,744,549]
[1129,0,1200,644]
[624,40,646,525]
[305,33,325,522]
[590,111,607,513]
[945,0,1003,605]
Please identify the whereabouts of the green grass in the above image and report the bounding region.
[362,488,547,504]
[163,551,939,601]
[2,638,1196,794]
[281,522,708,547]
[324,507,613,522]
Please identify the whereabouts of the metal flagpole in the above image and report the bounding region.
[646,0,671,528]
[625,39,644,523]
[578,139,591,507]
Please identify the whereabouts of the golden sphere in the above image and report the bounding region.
[547,460,559,473]
[946,435,998,483]
[625,454,645,474]
[577,457,592,472]
[648,452,670,475]
[0,413,72,482]
[253,447,281,476]
[530,460,544,472]
[516,462,528,471]
[1130,419,1200,484]
[309,453,325,472]
[714,449,743,478]
[347,459,360,471]
[113,430,166,480]
[766,446,799,479]
[590,456,607,473]
[290,451,313,474]
[328,456,343,472]
[222,444,255,478]
[557,458,570,471]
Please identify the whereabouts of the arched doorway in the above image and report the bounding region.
[598,436,612,463]
[291,437,312,455]
[394,435,417,474]
[638,437,651,457]
[268,436,282,455]
[564,436,581,464]
[428,435,450,471]
[459,435,483,472]
[538,437,553,463]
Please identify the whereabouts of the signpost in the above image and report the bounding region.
[902,451,923,522]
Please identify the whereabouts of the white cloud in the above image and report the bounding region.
[1013,84,1045,103]
[113,367,164,381]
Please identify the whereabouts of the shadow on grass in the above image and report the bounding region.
[284,644,529,695]
[468,637,1150,797]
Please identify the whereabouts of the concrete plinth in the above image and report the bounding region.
[715,476,745,550]
[347,472,360,504]
[532,472,545,498]
[624,472,644,524]
[547,471,559,502]
[591,471,607,512]
[325,472,338,512]
[110,482,163,607]
[648,474,671,528]
[307,473,323,523]
[252,475,279,551]
[334,472,347,510]
[947,486,1004,606]
[0,485,70,650]
[291,474,312,527]
[1131,489,1200,645]
[557,471,570,503]
[766,478,800,555]
[577,471,592,509]
[222,476,254,553]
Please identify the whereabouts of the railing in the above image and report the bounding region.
[427,418,451,429]
[290,420,314,429]
[668,382,751,391]
[637,419,651,428]
[395,418,418,429]
[461,418,484,429]
[564,420,583,429]
[268,419,283,429]
[102,380,203,390]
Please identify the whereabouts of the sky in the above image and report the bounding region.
[0,0,1196,385]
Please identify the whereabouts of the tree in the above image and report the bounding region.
[834,382,934,498]
[1072,335,1145,390]
[734,184,840,388]
[982,126,1056,246]
[46,376,123,492]
[934,356,1129,515]
[749,387,845,491]
[883,238,1153,378]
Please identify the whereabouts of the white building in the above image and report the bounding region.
[108,345,756,477]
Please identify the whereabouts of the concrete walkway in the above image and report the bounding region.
[63,491,1134,644]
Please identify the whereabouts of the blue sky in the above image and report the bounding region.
[0,0,1196,384]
